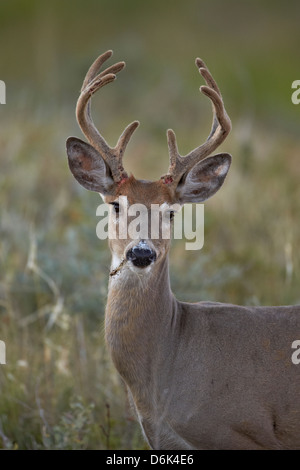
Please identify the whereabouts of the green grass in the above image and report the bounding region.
[1,0,300,450]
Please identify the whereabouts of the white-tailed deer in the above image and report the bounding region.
[66,51,300,450]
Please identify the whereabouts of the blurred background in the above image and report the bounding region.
[0,0,300,449]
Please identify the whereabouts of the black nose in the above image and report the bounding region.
[126,243,157,267]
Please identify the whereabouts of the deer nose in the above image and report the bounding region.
[126,241,157,267]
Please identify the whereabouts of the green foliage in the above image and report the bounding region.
[40,398,96,450]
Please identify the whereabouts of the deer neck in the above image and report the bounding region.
[105,254,176,390]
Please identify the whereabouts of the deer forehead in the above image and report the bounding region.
[105,176,174,206]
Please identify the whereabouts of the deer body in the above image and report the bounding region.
[107,268,300,450]
[104,199,300,450]
[66,51,300,449]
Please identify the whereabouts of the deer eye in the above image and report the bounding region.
[110,202,120,214]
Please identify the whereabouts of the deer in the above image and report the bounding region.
[66,50,300,450]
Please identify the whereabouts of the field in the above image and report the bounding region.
[0,0,300,449]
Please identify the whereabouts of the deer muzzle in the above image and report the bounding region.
[126,240,157,268]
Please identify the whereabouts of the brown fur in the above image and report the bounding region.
[105,175,175,206]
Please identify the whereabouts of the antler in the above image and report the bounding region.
[76,50,139,183]
[161,58,231,186]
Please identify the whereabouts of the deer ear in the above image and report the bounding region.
[66,137,116,195]
[176,153,231,204]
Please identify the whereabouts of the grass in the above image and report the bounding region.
[1,0,300,450]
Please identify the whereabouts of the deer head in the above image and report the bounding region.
[66,51,232,276]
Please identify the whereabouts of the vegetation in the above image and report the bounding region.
[0,0,300,449]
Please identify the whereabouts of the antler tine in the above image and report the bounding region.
[161,58,231,186]
[81,50,114,90]
[76,50,139,183]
